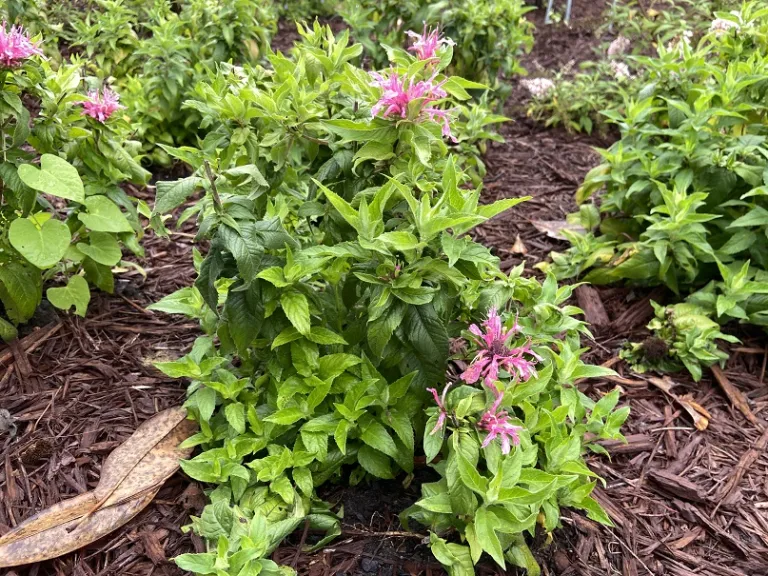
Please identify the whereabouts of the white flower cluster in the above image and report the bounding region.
[607,35,631,57]
[611,60,633,81]
[521,77,555,100]
[666,29,693,53]
[710,18,739,36]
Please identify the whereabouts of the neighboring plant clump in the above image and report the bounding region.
[149,24,627,576]
[521,0,745,136]
[0,23,149,340]
[541,3,768,379]
[3,0,279,164]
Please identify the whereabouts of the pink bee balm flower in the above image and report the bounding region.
[0,22,42,68]
[406,24,455,62]
[426,382,452,435]
[369,69,456,142]
[461,307,541,387]
[81,88,123,123]
[478,396,523,455]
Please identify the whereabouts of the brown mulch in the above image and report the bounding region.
[3,2,768,575]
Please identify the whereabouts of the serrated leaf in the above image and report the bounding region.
[357,445,393,479]
[281,291,311,335]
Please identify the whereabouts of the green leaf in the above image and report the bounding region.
[424,415,444,463]
[281,291,311,335]
[0,262,42,323]
[224,284,263,354]
[199,500,235,539]
[174,553,216,574]
[0,318,18,342]
[403,304,449,384]
[360,417,399,459]
[477,197,531,220]
[17,154,84,203]
[314,180,359,230]
[353,141,394,168]
[9,217,71,269]
[46,275,90,317]
[474,507,505,568]
[76,231,122,266]
[457,453,489,496]
[307,327,347,345]
[265,407,306,426]
[153,176,205,215]
[78,196,133,233]
[83,257,115,293]
[357,445,394,479]
[224,402,246,434]
[334,419,350,454]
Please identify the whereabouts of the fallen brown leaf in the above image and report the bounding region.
[647,376,710,431]
[0,407,196,567]
[511,234,528,254]
[531,220,585,240]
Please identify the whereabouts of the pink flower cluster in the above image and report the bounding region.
[0,22,42,68]
[478,394,523,455]
[406,24,454,62]
[370,69,456,141]
[428,308,537,454]
[81,88,123,123]
[461,307,541,387]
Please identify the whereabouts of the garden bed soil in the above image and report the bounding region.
[3,2,768,575]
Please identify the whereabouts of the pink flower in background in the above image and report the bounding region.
[81,87,123,122]
[461,307,541,387]
[478,397,523,455]
[406,24,454,62]
[370,69,456,141]
[0,22,42,68]
[427,382,452,435]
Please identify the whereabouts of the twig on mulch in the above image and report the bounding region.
[714,425,768,509]
[711,365,762,430]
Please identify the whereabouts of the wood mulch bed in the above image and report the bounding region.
[2,2,768,575]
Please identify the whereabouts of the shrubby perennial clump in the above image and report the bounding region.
[543,2,768,379]
[149,23,626,576]
[0,22,148,340]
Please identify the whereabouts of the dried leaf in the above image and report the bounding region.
[511,234,527,254]
[647,376,709,431]
[0,407,196,567]
[531,220,585,240]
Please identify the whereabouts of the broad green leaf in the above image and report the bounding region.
[76,231,122,266]
[9,217,70,269]
[46,275,90,317]
[474,507,505,568]
[357,445,394,479]
[17,154,84,203]
[78,196,133,233]
[0,263,42,323]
